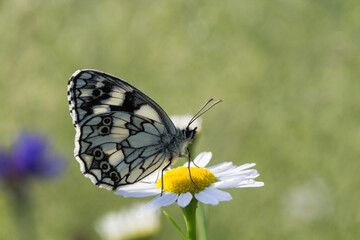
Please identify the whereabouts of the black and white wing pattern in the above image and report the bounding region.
[67,70,194,191]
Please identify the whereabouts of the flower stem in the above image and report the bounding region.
[182,198,198,240]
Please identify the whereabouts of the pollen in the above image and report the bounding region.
[156,167,217,194]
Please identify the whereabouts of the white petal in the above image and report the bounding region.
[209,163,257,177]
[208,162,236,174]
[221,169,259,179]
[216,171,260,185]
[115,183,160,197]
[237,180,264,188]
[195,189,218,205]
[213,163,260,181]
[195,187,232,205]
[177,192,193,208]
[209,188,232,202]
[213,179,242,189]
[184,152,212,168]
[116,189,160,198]
[117,182,157,191]
[226,169,258,178]
[213,166,263,189]
[145,193,178,211]
[236,163,256,171]
[193,188,216,205]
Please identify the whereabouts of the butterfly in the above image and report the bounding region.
[68,69,220,191]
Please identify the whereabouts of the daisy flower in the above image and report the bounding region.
[95,202,160,240]
[116,152,264,210]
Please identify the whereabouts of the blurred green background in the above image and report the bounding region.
[1,0,360,239]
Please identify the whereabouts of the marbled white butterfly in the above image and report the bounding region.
[68,69,220,191]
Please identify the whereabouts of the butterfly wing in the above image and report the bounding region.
[67,69,178,190]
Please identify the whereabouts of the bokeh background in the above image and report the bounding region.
[1,0,360,239]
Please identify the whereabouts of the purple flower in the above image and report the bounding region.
[0,131,64,185]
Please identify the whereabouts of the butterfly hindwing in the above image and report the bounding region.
[68,70,179,190]
[76,112,170,190]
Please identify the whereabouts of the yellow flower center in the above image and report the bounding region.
[156,167,217,194]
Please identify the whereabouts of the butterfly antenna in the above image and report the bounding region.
[188,98,213,126]
[187,99,223,127]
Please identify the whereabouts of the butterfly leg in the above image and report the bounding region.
[187,148,199,188]
[160,159,172,196]
[188,148,200,168]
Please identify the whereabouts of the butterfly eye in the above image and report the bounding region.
[99,126,110,135]
[183,127,196,140]
[99,161,111,172]
[93,148,104,160]
[102,117,112,125]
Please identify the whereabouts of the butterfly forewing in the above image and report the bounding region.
[68,70,176,133]
[68,70,182,190]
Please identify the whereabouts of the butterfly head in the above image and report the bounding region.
[176,126,197,156]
